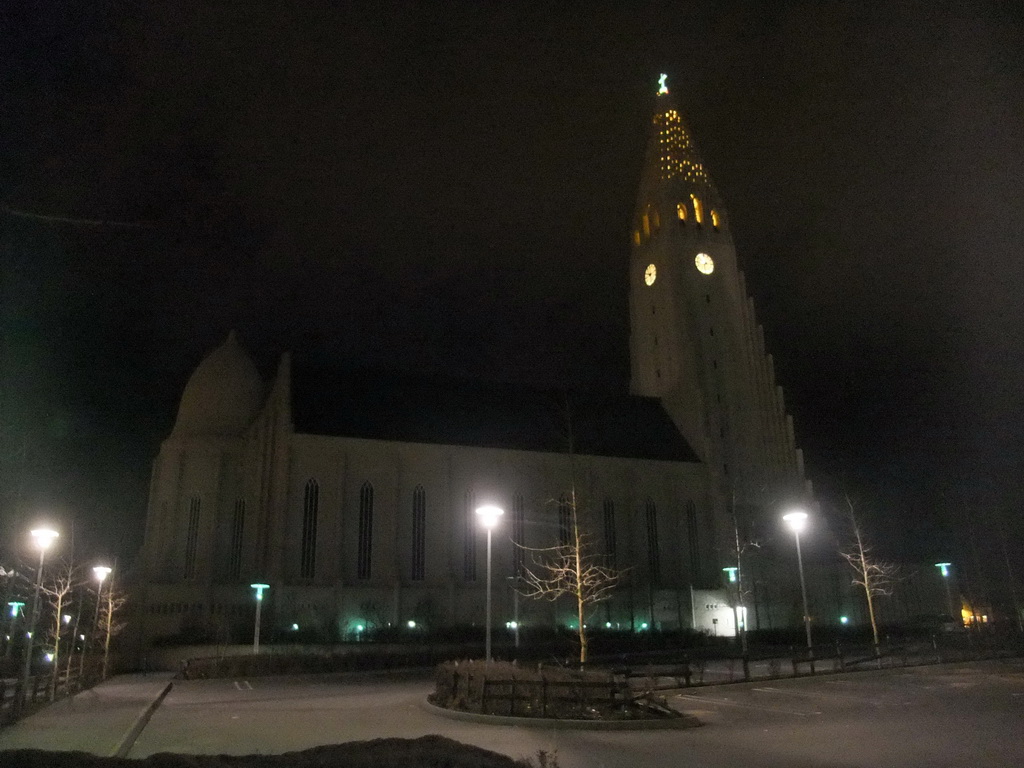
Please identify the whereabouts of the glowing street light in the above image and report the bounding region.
[475,504,504,663]
[18,527,59,713]
[783,510,814,673]
[250,583,270,655]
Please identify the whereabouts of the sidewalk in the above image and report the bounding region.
[0,672,174,756]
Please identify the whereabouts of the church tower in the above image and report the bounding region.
[629,75,807,513]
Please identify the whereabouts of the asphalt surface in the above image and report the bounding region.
[1,660,1022,767]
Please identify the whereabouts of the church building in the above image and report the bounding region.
[133,77,809,645]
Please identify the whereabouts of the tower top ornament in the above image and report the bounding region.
[658,74,669,94]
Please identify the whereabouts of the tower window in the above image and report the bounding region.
[558,494,572,547]
[691,194,704,225]
[357,483,374,580]
[300,479,319,579]
[642,214,650,237]
[184,496,201,580]
[645,498,660,582]
[633,230,641,245]
[710,209,720,230]
[229,499,245,580]
[676,202,687,221]
[411,485,426,581]
[651,209,661,230]
[512,493,525,576]
[463,490,477,581]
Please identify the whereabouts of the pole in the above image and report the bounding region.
[253,597,263,655]
[513,579,520,650]
[485,526,493,663]
[18,548,46,713]
[794,530,814,673]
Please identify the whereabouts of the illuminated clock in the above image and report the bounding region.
[694,253,714,275]
[644,264,657,285]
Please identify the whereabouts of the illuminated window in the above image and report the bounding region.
[184,496,200,579]
[710,209,720,229]
[676,202,687,221]
[645,499,660,581]
[411,486,426,581]
[229,499,244,579]
[691,194,703,224]
[463,490,476,581]
[357,483,373,580]
[558,494,572,547]
[300,479,319,579]
[642,214,650,237]
[651,209,660,230]
[633,230,641,245]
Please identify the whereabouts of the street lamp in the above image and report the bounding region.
[18,527,59,712]
[475,504,504,662]
[783,510,814,673]
[250,583,270,655]
[86,566,112,679]
[935,562,957,625]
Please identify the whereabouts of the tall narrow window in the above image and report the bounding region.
[184,496,200,579]
[229,499,245,579]
[512,493,525,576]
[463,490,477,581]
[687,501,702,583]
[710,209,720,229]
[642,213,650,237]
[676,202,687,221]
[300,479,319,579]
[691,194,703,224]
[357,483,374,580]
[411,485,426,581]
[645,498,660,582]
[603,498,617,566]
[558,494,572,547]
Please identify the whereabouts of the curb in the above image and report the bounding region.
[419,698,701,730]
[111,681,173,758]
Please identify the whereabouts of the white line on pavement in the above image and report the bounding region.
[674,693,819,716]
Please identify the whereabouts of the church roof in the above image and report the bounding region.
[290,368,700,463]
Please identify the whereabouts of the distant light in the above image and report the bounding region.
[475,504,504,530]
[44,652,54,663]
[783,510,809,533]
[355,624,364,633]
[291,623,299,631]
[507,621,517,630]
[658,74,669,94]
[722,567,739,583]
[840,616,849,625]
[63,614,72,625]
[250,583,270,600]
[640,622,649,630]
[93,565,112,583]
[935,562,952,578]
[79,634,85,641]
[407,620,417,629]
[8,601,24,618]
[605,622,612,629]
[30,528,59,551]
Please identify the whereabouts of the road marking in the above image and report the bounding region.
[674,693,819,716]
[752,686,884,706]
[233,680,253,691]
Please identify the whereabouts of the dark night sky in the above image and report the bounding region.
[1,2,1022,583]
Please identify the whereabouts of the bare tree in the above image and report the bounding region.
[839,496,898,649]
[518,484,622,664]
[41,558,82,700]
[98,581,128,680]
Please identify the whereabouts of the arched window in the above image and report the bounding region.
[633,230,641,245]
[642,213,651,237]
[710,209,720,229]
[301,479,319,579]
[184,496,201,579]
[512,493,525,576]
[411,486,426,581]
[676,202,688,221]
[463,490,477,581]
[691,194,703,225]
[645,498,660,582]
[603,498,617,567]
[357,483,374,580]
[229,499,245,579]
[558,494,572,547]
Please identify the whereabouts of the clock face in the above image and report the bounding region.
[694,252,715,275]
[644,264,657,286]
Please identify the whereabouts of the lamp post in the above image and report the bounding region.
[250,583,270,655]
[18,527,59,713]
[475,504,504,663]
[722,566,743,643]
[506,575,520,650]
[935,562,957,625]
[783,510,814,673]
[5,602,25,659]
[84,566,111,680]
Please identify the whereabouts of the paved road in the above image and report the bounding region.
[2,660,1022,767]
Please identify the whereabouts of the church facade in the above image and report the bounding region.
[133,78,809,645]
